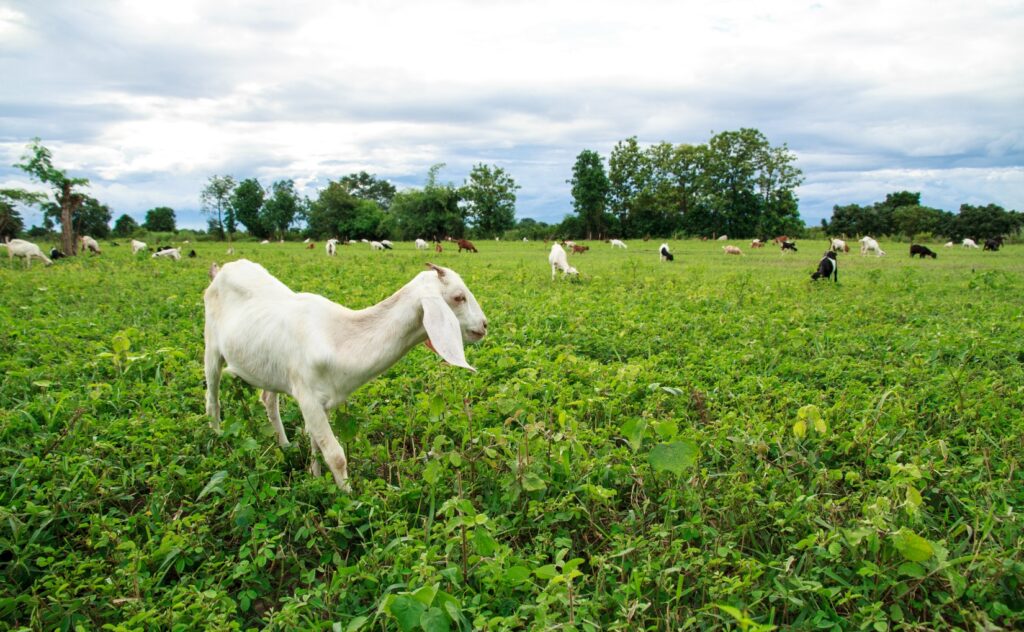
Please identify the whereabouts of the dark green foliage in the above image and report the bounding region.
[232,178,268,238]
[461,164,519,238]
[569,149,611,239]
[143,207,177,233]
[111,214,140,237]
[337,171,397,211]
[1,241,1021,630]
[261,180,302,239]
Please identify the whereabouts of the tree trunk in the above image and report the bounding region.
[60,182,83,255]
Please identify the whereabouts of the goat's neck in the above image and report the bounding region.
[336,281,427,377]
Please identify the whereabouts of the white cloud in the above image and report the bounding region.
[0,0,1021,227]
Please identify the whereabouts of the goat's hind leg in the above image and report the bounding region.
[204,345,224,432]
[260,390,290,447]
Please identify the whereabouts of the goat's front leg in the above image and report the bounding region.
[295,390,350,492]
[260,390,290,447]
[204,344,224,432]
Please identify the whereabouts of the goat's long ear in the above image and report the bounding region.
[425,262,446,279]
[421,296,475,372]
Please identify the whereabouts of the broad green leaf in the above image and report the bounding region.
[197,470,228,500]
[473,527,497,556]
[389,596,426,632]
[335,412,358,442]
[345,616,368,632]
[423,459,443,486]
[521,472,547,491]
[505,566,531,585]
[534,564,559,580]
[898,562,926,578]
[429,394,445,419]
[411,584,438,607]
[648,440,698,477]
[792,419,807,439]
[906,486,922,509]
[620,418,647,452]
[420,607,450,632]
[892,528,934,562]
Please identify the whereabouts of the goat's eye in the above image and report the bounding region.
[453,294,466,303]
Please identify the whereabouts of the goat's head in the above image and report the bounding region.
[418,263,488,371]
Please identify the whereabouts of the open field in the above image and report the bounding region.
[1,239,1022,630]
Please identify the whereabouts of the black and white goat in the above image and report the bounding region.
[811,251,837,282]
[659,243,674,262]
[910,244,937,258]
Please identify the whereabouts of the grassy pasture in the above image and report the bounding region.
[0,238,1022,631]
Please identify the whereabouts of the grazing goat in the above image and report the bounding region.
[435,242,443,253]
[204,260,487,490]
[306,242,316,250]
[50,248,67,260]
[717,235,728,241]
[659,243,674,262]
[153,247,181,260]
[781,241,798,253]
[830,238,849,253]
[859,236,885,256]
[549,243,579,279]
[80,235,101,254]
[457,239,478,253]
[983,238,1001,251]
[326,239,338,256]
[811,251,838,282]
[381,240,394,249]
[571,244,589,254]
[610,239,627,249]
[962,238,979,248]
[723,245,743,255]
[188,250,197,258]
[2,238,52,267]
[910,244,937,259]
[750,239,764,248]
[415,238,428,250]
[131,239,148,254]
[370,241,386,251]
[944,241,954,247]
[773,235,789,245]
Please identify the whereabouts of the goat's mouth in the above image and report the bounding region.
[465,328,486,343]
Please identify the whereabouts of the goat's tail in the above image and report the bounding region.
[208,262,220,280]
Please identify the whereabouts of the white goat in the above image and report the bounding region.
[370,241,386,251]
[717,235,728,241]
[415,238,428,250]
[610,239,627,249]
[381,240,394,248]
[859,236,885,256]
[80,235,101,254]
[548,243,578,279]
[944,241,954,247]
[962,238,979,248]
[723,245,743,255]
[2,238,52,267]
[326,239,338,256]
[830,238,848,252]
[131,239,148,254]
[152,247,181,260]
[204,260,487,490]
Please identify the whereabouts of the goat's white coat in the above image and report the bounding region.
[717,235,728,241]
[2,238,52,267]
[859,236,885,256]
[610,239,627,248]
[415,238,428,250]
[326,239,338,256]
[370,241,385,251]
[548,243,578,279]
[944,241,954,247]
[81,235,101,254]
[962,238,979,248]
[659,243,673,262]
[152,247,181,260]
[723,245,743,255]
[203,260,487,490]
[131,239,148,254]
[830,238,847,252]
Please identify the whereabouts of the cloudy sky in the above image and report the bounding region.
[2,0,1022,230]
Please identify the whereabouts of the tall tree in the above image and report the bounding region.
[143,206,176,232]
[14,139,90,254]
[71,196,112,238]
[262,180,301,239]
[608,137,649,235]
[338,172,397,210]
[201,175,236,241]
[232,178,268,237]
[569,149,610,239]
[0,189,45,240]
[461,164,519,238]
[112,213,140,237]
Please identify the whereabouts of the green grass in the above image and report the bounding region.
[1,239,1022,631]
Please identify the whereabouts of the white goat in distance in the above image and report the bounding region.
[203,260,488,491]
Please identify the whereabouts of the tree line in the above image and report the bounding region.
[3,137,1018,252]
[823,191,1022,241]
[565,128,806,240]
